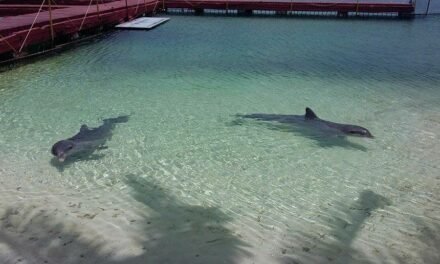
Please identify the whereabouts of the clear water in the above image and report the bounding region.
[0,15,439,264]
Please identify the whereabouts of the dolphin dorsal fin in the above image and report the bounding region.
[305,107,318,120]
[80,125,90,132]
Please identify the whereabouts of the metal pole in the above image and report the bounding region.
[125,0,129,20]
[96,0,103,30]
[96,0,101,18]
[425,0,431,15]
[356,0,360,16]
[48,0,54,45]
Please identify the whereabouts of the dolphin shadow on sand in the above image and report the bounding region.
[278,190,392,264]
[50,115,129,170]
[234,108,373,151]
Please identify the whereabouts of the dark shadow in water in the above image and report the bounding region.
[122,174,251,263]
[390,217,440,264]
[0,175,250,263]
[231,115,368,152]
[0,207,107,263]
[278,190,391,264]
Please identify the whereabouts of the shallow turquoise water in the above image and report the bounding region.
[0,15,439,263]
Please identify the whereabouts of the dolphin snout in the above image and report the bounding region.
[51,140,74,162]
[56,153,66,162]
[365,131,374,138]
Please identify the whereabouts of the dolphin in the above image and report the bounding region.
[237,107,373,138]
[51,115,129,162]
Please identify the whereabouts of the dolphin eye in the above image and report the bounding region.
[68,145,74,150]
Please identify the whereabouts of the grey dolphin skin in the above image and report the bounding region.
[51,115,129,162]
[238,107,373,138]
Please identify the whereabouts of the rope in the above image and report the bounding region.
[134,0,142,14]
[0,33,18,54]
[152,0,160,13]
[19,0,46,53]
[2,33,102,65]
[79,0,94,32]
[51,0,80,31]
[172,0,197,9]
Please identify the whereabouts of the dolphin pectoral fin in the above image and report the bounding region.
[305,107,318,120]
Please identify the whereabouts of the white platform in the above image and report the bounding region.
[116,17,170,30]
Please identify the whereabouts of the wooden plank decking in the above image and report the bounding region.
[0,0,160,56]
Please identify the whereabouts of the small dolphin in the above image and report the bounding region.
[238,107,373,138]
[51,115,129,162]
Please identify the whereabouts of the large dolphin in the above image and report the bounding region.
[237,107,373,138]
[51,115,129,162]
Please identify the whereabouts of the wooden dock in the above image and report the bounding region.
[0,0,415,62]
[0,0,160,60]
[164,0,415,16]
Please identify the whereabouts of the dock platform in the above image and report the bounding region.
[0,0,160,60]
[0,0,415,63]
[164,0,415,16]
[116,17,170,29]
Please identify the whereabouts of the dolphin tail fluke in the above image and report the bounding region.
[103,115,130,124]
[305,107,318,120]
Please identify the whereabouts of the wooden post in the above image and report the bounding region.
[125,0,129,20]
[96,0,101,17]
[194,8,204,16]
[96,0,102,24]
[48,0,54,45]
[355,0,360,16]
[337,11,348,18]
